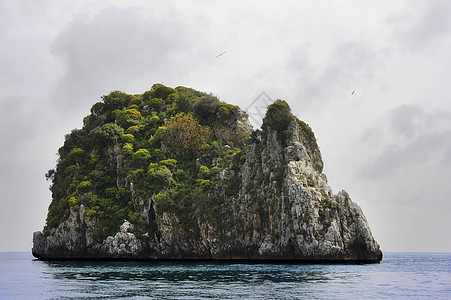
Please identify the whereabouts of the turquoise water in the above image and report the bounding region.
[0,252,450,299]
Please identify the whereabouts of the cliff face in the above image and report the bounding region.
[33,86,382,263]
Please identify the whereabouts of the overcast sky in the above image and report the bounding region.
[1,0,450,252]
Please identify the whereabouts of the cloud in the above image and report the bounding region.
[0,94,52,251]
[285,41,381,113]
[0,96,37,171]
[51,7,196,112]
[360,104,451,179]
[443,144,451,165]
[388,104,425,138]
[389,0,451,51]
[363,131,451,178]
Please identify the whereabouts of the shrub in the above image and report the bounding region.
[86,205,104,218]
[160,159,177,170]
[91,123,124,145]
[165,106,177,117]
[218,106,231,118]
[112,109,121,119]
[198,165,210,179]
[90,153,100,164]
[64,165,78,175]
[142,90,153,101]
[133,149,151,163]
[193,94,222,123]
[176,94,195,113]
[147,164,173,189]
[102,91,129,112]
[67,148,85,163]
[149,115,160,125]
[153,148,165,161]
[263,100,292,133]
[127,212,143,224]
[77,181,92,192]
[166,92,179,103]
[151,84,176,100]
[154,192,174,213]
[122,134,135,143]
[149,126,167,145]
[122,143,133,155]
[163,113,211,159]
[297,118,315,141]
[126,125,140,134]
[83,114,105,131]
[218,104,237,120]
[91,102,105,116]
[67,196,77,208]
[118,109,141,127]
[129,95,142,106]
[148,98,164,110]
[195,179,211,190]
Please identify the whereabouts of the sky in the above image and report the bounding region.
[1,0,450,252]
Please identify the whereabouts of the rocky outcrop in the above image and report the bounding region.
[33,101,382,263]
[100,220,143,257]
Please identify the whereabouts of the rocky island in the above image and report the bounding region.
[33,84,382,263]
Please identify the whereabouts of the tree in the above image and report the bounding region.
[148,98,164,110]
[193,94,222,123]
[102,91,129,111]
[151,84,177,100]
[262,100,293,134]
[90,123,124,146]
[163,113,211,159]
[133,148,151,164]
[118,108,141,127]
[147,164,173,190]
[67,148,85,163]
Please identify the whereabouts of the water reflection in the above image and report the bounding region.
[39,261,339,299]
[43,260,332,283]
[28,253,450,299]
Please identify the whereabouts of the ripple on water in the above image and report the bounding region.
[0,252,450,299]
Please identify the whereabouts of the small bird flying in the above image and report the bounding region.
[216,51,227,58]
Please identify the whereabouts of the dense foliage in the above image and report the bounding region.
[44,84,250,240]
[44,84,319,244]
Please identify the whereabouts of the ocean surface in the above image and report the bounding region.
[0,252,450,299]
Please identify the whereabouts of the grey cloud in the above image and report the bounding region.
[287,41,380,111]
[51,7,193,111]
[388,104,424,138]
[390,0,451,51]
[361,131,451,179]
[443,145,451,165]
[0,94,44,251]
[331,42,380,80]
[0,96,36,167]
[361,104,451,179]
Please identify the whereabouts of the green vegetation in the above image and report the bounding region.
[163,113,211,159]
[262,100,292,134]
[44,83,321,243]
[44,84,250,240]
[262,100,294,146]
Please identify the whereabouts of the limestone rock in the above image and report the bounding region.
[100,220,142,257]
[32,100,382,263]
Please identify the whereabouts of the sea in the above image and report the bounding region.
[0,252,450,299]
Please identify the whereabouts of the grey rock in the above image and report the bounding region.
[100,220,142,257]
[32,106,382,263]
